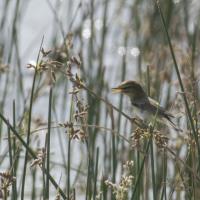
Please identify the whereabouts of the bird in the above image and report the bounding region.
[112,80,180,131]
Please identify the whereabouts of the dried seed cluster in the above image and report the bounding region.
[105,160,134,200]
[0,171,16,198]
[153,131,169,148]
[130,128,148,149]
[131,127,169,149]
[30,148,46,168]
[27,48,63,85]
[59,122,87,142]
[0,63,9,73]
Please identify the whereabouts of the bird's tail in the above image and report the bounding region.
[164,113,182,132]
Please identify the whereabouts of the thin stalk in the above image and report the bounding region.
[73,188,76,200]
[131,139,151,200]
[67,138,71,199]
[7,126,13,169]
[31,167,36,200]
[110,107,116,187]
[89,0,110,158]
[117,32,128,145]
[136,150,140,200]
[46,0,65,39]
[150,134,156,200]
[14,34,25,103]
[146,65,150,96]
[146,70,156,200]
[0,112,67,199]
[187,148,194,199]
[0,0,10,30]
[112,135,117,200]
[52,108,68,194]
[42,149,46,200]
[1,0,20,112]
[21,35,43,198]
[86,158,92,200]
[46,86,53,199]
[160,149,167,200]
[166,146,200,181]
[98,0,109,76]
[21,68,37,200]
[67,95,74,199]
[12,100,17,199]
[192,148,196,199]
[93,147,99,200]
[101,176,107,200]
[88,0,94,71]
[155,0,200,170]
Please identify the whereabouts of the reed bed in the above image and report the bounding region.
[0,0,200,199]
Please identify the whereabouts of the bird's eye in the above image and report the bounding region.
[125,86,132,89]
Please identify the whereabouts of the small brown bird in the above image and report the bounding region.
[112,80,179,130]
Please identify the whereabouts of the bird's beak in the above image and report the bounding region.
[111,87,123,93]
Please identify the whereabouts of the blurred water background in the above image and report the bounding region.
[1,0,200,199]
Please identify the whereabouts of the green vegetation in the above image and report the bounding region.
[0,0,200,199]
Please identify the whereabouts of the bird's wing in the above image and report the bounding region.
[148,97,174,117]
[133,97,182,132]
[132,96,174,118]
[131,96,149,109]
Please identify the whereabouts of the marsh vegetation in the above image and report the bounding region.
[0,0,200,199]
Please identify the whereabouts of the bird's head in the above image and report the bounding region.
[112,80,147,99]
